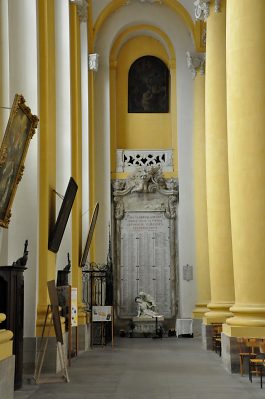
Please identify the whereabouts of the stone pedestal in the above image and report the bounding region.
[0,355,15,399]
[201,323,214,350]
[192,318,202,337]
[23,337,36,374]
[132,316,164,337]
[221,333,240,374]
[35,332,68,374]
[72,323,91,353]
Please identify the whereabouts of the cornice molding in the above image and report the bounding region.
[186,51,205,78]
[194,0,222,21]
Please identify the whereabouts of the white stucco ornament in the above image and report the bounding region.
[194,0,210,21]
[186,51,205,78]
[88,53,99,72]
[194,0,222,20]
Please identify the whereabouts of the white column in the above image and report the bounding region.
[8,0,38,337]
[80,20,89,255]
[55,0,72,274]
[0,0,10,265]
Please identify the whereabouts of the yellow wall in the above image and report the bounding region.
[37,0,57,332]
[116,36,172,150]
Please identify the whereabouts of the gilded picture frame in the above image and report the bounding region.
[0,94,38,228]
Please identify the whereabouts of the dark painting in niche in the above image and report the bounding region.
[128,56,169,113]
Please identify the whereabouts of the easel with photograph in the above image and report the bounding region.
[34,280,69,383]
[92,305,114,348]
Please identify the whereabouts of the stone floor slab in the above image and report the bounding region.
[15,337,265,399]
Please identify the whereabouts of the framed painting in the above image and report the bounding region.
[128,55,169,113]
[0,94,38,228]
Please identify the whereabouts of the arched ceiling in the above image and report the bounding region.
[91,0,205,52]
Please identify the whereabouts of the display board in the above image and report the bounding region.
[71,287,78,327]
[92,306,112,322]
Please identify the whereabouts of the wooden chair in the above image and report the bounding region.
[249,340,265,388]
[237,337,257,376]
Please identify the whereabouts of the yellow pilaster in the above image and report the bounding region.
[36,0,57,335]
[192,64,211,319]
[204,0,234,324]
[224,0,265,337]
[0,314,13,361]
[70,4,86,325]
[88,0,96,261]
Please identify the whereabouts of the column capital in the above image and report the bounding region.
[194,0,222,21]
[186,51,205,78]
[88,53,99,71]
[69,0,88,22]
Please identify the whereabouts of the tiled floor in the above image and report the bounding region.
[15,337,265,399]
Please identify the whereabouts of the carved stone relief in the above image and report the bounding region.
[112,166,179,326]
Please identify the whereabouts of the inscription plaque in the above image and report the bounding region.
[120,212,171,317]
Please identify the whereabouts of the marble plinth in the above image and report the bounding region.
[221,333,241,374]
[201,323,214,350]
[0,355,15,399]
[132,316,164,337]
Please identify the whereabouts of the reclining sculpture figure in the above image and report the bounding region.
[135,291,159,318]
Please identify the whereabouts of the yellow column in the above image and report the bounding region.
[69,3,86,325]
[0,314,13,361]
[187,53,211,318]
[36,0,57,335]
[87,0,96,261]
[223,0,265,337]
[204,0,234,324]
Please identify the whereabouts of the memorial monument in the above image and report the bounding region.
[112,165,179,332]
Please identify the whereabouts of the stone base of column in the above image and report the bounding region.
[221,333,240,373]
[71,324,91,353]
[223,323,265,339]
[193,318,202,337]
[24,333,68,375]
[203,303,233,324]
[38,333,68,373]
[0,355,15,399]
[192,303,209,319]
[201,323,215,350]
[23,337,37,374]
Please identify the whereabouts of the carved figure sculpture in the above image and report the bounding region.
[135,291,159,318]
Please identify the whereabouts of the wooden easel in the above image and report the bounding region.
[34,281,70,383]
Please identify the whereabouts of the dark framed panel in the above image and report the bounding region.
[48,177,78,253]
[79,202,99,267]
[128,56,169,113]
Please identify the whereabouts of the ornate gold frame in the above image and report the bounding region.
[0,94,38,228]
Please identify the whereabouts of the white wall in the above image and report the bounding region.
[93,2,196,317]
[7,0,38,337]
[80,22,90,255]
[0,0,10,266]
[55,0,72,276]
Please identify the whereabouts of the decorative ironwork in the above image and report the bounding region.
[116,149,173,172]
